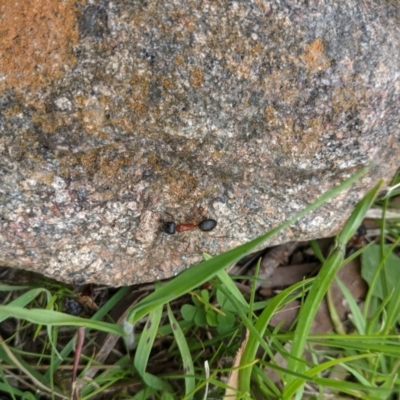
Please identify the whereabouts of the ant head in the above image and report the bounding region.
[198,219,217,232]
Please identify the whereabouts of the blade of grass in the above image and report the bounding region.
[128,166,370,324]
[167,304,195,399]
[238,279,313,393]
[0,284,30,291]
[0,367,20,400]
[248,258,261,319]
[283,354,375,398]
[363,237,400,334]
[309,240,325,263]
[133,304,172,392]
[44,286,130,381]
[0,335,68,399]
[335,277,366,334]
[134,305,163,379]
[0,306,124,335]
[0,289,52,323]
[216,269,249,309]
[283,180,383,392]
[383,279,400,334]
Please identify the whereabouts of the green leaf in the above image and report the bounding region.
[192,294,202,307]
[167,304,195,398]
[134,304,163,380]
[0,284,30,291]
[361,244,400,299]
[47,286,130,382]
[217,289,236,313]
[283,180,383,393]
[217,270,249,310]
[0,306,124,335]
[181,304,197,321]
[201,289,210,303]
[206,310,218,327]
[194,308,207,327]
[217,311,235,334]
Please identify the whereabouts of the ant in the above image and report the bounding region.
[162,218,217,235]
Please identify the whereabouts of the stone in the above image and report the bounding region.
[0,0,399,286]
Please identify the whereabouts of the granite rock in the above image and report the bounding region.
[0,0,399,286]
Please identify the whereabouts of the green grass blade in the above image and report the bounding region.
[0,343,68,399]
[133,304,164,387]
[128,167,370,324]
[283,354,375,398]
[335,277,366,334]
[336,180,384,246]
[284,180,383,391]
[384,280,400,334]
[44,286,130,380]
[216,269,249,309]
[238,279,313,393]
[363,239,400,329]
[0,284,30,291]
[167,304,195,398]
[0,288,52,323]
[0,306,124,335]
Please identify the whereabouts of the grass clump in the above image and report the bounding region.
[0,167,400,399]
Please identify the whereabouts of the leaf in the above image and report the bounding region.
[194,308,207,327]
[217,289,236,313]
[201,289,210,304]
[0,306,124,336]
[134,305,163,379]
[167,304,195,398]
[283,180,383,393]
[206,310,218,327]
[361,244,400,299]
[217,311,235,334]
[181,304,197,321]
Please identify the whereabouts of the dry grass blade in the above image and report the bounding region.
[224,329,250,399]
[0,334,68,399]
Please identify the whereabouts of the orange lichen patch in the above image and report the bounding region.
[31,110,70,134]
[30,170,55,186]
[190,69,203,88]
[4,103,23,119]
[261,68,299,108]
[75,95,111,140]
[301,39,330,72]
[62,146,133,182]
[0,0,78,92]
[162,78,176,90]
[331,86,367,117]
[163,171,198,202]
[148,153,163,173]
[97,153,129,180]
[264,106,279,125]
[175,55,183,66]
[126,74,150,119]
[250,42,263,56]
[275,116,323,158]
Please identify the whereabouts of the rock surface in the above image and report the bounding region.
[0,0,399,286]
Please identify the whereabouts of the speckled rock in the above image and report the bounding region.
[0,0,399,286]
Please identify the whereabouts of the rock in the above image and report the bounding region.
[0,0,399,286]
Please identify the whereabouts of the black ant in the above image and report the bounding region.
[162,218,217,235]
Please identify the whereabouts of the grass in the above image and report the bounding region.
[0,167,399,399]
